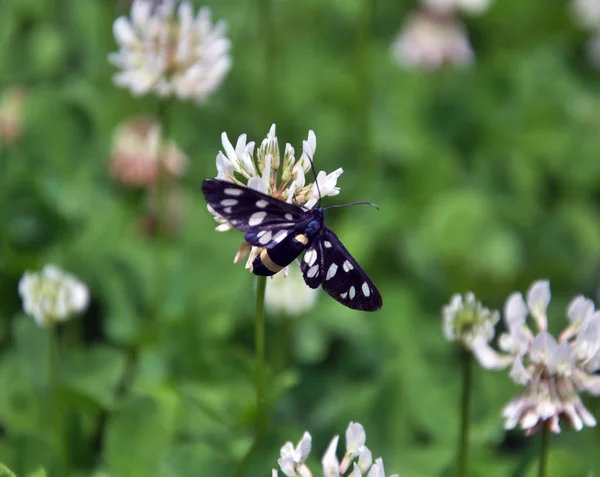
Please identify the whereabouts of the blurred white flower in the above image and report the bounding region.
[391,10,474,70]
[109,115,188,188]
[468,279,600,434]
[19,265,89,327]
[209,124,343,271]
[109,0,231,102]
[423,0,493,15]
[442,292,500,353]
[278,431,312,477]
[265,264,319,316]
[571,0,600,30]
[0,86,28,145]
[272,422,398,477]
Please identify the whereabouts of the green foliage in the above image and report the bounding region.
[1,0,600,476]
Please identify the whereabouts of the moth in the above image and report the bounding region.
[202,179,383,311]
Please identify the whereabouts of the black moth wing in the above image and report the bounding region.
[201,179,306,247]
[301,228,382,311]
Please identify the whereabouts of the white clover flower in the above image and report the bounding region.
[273,422,398,477]
[468,279,600,434]
[442,292,500,351]
[209,124,343,272]
[109,116,188,188]
[390,10,474,70]
[265,263,319,316]
[18,265,90,327]
[571,0,600,30]
[109,0,231,102]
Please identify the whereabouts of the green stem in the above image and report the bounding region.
[233,275,267,477]
[49,327,69,474]
[152,99,172,322]
[538,422,549,477]
[457,349,472,477]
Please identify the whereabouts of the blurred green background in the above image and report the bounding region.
[1,0,600,475]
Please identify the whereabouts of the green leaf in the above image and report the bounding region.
[0,463,17,477]
[60,345,127,409]
[103,390,180,477]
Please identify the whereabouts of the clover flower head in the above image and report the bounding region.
[18,265,90,327]
[272,422,398,477]
[109,116,188,187]
[109,0,231,102]
[265,263,319,316]
[209,124,343,273]
[467,279,600,434]
[442,292,500,350]
[390,9,474,70]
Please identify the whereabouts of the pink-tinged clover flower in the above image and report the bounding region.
[466,280,600,434]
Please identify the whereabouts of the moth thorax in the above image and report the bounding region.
[305,218,323,238]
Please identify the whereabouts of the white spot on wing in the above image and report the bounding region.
[343,260,354,272]
[285,213,293,220]
[256,199,269,208]
[307,265,319,278]
[224,188,243,196]
[349,286,356,299]
[221,198,238,206]
[362,282,370,297]
[273,230,288,243]
[304,249,318,266]
[324,241,332,248]
[249,211,267,226]
[223,207,232,214]
[259,231,272,245]
[326,263,338,281]
[341,292,348,299]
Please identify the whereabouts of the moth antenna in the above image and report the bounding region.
[323,201,380,211]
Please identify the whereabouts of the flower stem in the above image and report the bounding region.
[457,348,472,477]
[538,422,549,477]
[49,327,69,473]
[233,275,267,477]
[152,98,172,321]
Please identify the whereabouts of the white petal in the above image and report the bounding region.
[526,280,550,329]
[504,292,528,328]
[113,17,137,46]
[567,295,595,326]
[509,358,531,385]
[345,422,366,456]
[548,341,574,376]
[367,458,385,477]
[470,336,513,370]
[357,446,373,472]
[530,331,558,367]
[321,435,340,477]
[295,431,312,463]
[349,463,362,477]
